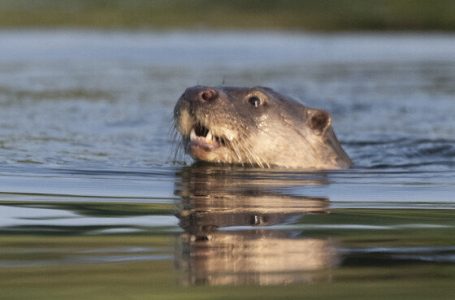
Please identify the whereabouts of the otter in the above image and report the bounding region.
[173,86,351,170]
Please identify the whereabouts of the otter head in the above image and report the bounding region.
[174,85,351,169]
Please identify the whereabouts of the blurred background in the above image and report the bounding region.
[1,0,455,31]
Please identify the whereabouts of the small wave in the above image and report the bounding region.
[346,138,455,170]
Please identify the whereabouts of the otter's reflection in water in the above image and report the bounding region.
[174,164,339,286]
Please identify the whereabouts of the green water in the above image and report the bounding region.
[2,208,454,300]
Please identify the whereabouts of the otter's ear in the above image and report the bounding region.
[307,108,332,135]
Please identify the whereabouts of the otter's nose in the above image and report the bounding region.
[199,88,218,102]
[183,86,219,103]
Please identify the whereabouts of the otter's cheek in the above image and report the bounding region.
[177,109,193,134]
[223,128,237,142]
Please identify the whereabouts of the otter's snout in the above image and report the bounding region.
[183,86,219,103]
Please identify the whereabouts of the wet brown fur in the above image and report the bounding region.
[174,86,352,170]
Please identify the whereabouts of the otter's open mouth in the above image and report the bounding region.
[189,123,227,151]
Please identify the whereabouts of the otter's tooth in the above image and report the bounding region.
[206,131,213,143]
[190,128,196,141]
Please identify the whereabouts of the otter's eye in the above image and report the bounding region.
[248,96,261,108]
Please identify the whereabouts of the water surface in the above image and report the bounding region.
[1,30,455,299]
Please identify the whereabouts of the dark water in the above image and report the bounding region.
[1,30,455,299]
